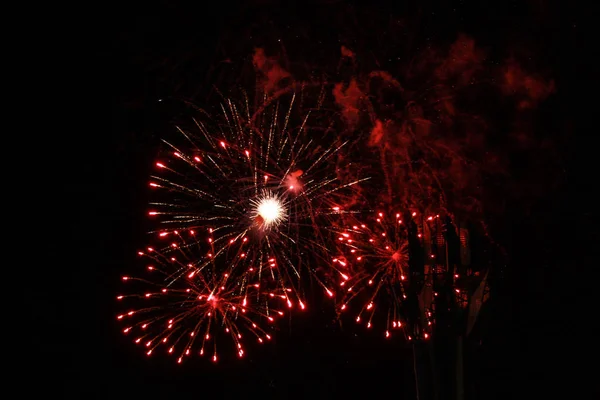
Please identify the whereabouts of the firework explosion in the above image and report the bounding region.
[147,90,365,305]
[331,209,464,341]
[119,88,368,362]
[117,231,288,362]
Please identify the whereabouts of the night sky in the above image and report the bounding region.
[46,1,593,398]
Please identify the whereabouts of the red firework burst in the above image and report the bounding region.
[147,89,366,309]
[331,209,451,341]
[117,230,290,363]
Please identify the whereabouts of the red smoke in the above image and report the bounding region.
[435,34,485,84]
[329,34,556,216]
[333,79,364,128]
[252,48,292,93]
[502,59,556,109]
[341,45,355,59]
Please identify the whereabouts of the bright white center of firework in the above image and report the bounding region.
[257,198,284,226]
[250,191,287,230]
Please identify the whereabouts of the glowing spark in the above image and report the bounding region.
[251,192,286,230]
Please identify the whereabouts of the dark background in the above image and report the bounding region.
[44,0,593,398]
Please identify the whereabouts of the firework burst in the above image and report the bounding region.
[331,209,449,341]
[147,88,366,309]
[117,230,289,363]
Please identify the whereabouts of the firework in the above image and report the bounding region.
[117,230,289,363]
[331,209,451,341]
[147,89,366,306]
